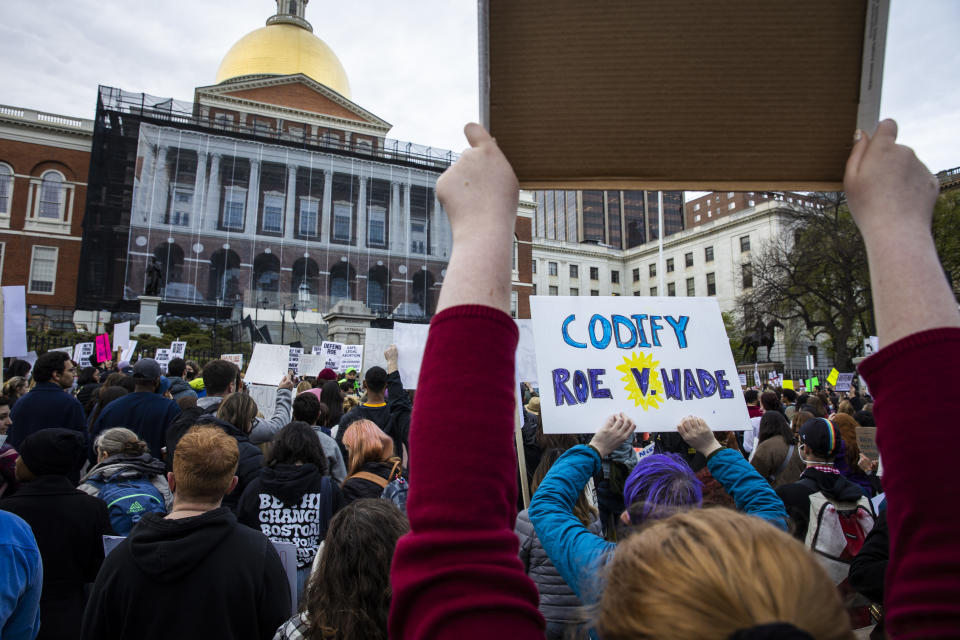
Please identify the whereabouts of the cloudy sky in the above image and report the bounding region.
[1,0,957,172]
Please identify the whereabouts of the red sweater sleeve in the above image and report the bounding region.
[858,327,960,638]
[389,305,544,639]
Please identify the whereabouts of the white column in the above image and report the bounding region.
[430,190,441,256]
[356,176,368,248]
[205,153,221,232]
[247,158,261,229]
[137,144,156,217]
[284,164,297,239]
[192,151,207,233]
[320,169,333,243]
[402,182,411,255]
[389,181,401,252]
[153,145,169,224]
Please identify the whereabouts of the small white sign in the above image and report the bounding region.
[340,345,363,373]
[297,354,325,378]
[515,319,539,384]
[287,347,304,374]
[74,342,95,368]
[221,353,244,369]
[318,341,344,372]
[363,328,394,372]
[113,322,131,352]
[245,344,291,386]
[248,383,278,421]
[393,323,430,389]
[835,372,856,392]
[120,340,138,363]
[170,341,187,359]
[154,348,172,373]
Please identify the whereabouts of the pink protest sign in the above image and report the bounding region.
[95,333,112,363]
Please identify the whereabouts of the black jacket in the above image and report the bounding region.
[80,508,290,640]
[237,463,344,569]
[776,468,866,540]
[337,371,412,457]
[341,460,397,505]
[1,475,112,640]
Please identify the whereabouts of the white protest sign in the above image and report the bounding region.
[297,354,325,378]
[221,353,244,369]
[393,322,430,389]
[340,345,363,373]
[248,383,278,421]
[49,346,73,357]
[170,341,187,359]
[738,373,747,386]
[270,540,300,617]
[835,372,856,392]
[287,347,304,373]
[318,341,344,371]
[363,328,394,373]
[863,336,879,356]
[245,344,291,386]
[311,345,323,356]
[515,319,539,384]
[120,340,138,362]
[113,322,130,352]
[530,296,750,434]
[2,286,27,357]
[154,348,172,373]
[74,342,95,368]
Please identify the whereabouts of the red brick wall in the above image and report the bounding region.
[223,83,369,123]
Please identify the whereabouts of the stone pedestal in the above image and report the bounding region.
[132,296,163,337]
[324,300,375,345]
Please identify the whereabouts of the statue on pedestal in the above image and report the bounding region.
[145,259,164,297]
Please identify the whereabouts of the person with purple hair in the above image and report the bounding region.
[528,413,788,605]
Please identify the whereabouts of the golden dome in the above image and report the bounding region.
[216,23,351,98]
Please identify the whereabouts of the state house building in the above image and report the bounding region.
[76,0,534,327]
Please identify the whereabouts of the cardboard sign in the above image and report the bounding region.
[856,426,879,461]
[318,341,344,372]
[835,373,855,392]
[74,342,94,368]
[154,348,172,373]
[245,344,291,386]
[248,383,278,421]
[113,321,130,353]
[827,367,840,386]
[530,296,750,434]
[340,345,363,373]
[364,328,394,373]
[738,373,747,387]
[170,341,187,359]
[297,354,325,378]
[95,333,112,363]
[481,0,887,191]
[221,353,244,369]
[287,347,304,374]
[120,340,138,363]
[782,379,794,390]
[1,286,27,357]
[393,323,430,390]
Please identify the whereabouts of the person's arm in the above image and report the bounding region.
[249,377,294,445]
[514,512,534,574]
[847,120,960,637]
[388,123,543,640]
[678,416,788,531]
[0,534,43,640]
[327,439,347,485]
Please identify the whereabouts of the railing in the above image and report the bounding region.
[0,103,94,131]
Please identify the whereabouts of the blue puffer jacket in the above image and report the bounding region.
[529,445,789,604]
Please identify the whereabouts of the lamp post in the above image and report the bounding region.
[281,302,299,345]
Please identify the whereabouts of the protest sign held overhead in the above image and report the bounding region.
[835,372,856,392]
[318,341,344,371]
[531,296,749,434]
[245,344,291,386]
[297,354,325,379]
[170,341,187,359]
[154,348,172,373]
[288,347,304,374]
[221,353,244,369]
[340,345,363,373]
[74,342,95,368]
[95,334,112,363]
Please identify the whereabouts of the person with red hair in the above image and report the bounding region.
[340,419,400,504]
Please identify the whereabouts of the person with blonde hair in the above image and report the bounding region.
[81,426,290,640]
[340,419,400,504]
[78,427,172,534]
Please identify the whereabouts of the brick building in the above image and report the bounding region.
[684,190,822,228]
[0,105,93,328]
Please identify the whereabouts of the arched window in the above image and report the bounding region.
[329,262,355,307]
[253,253,281,294]
[291,258,320,303]
[0,163,13,216]
[38,171,64,219]
[367,266,389,313]
[208,249,241,302]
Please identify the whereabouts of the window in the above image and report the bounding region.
[221,186,246,230]
[320,131,340,147]
[334,203,353,241]
[748,200,755,207]
[409,219,426,254]
[532,284,537,295]
[548,261,558,276]
[570,287,579,296]
[569,264,578,278]
[686,277,695,296]
[728,202,736,211]
[706,272,716,296]
[512,236,518,272]
[355,139,374,154]
[213,113,235,128]
[298,197,319,237]
[611,270,620,284]
[649,286,658,296]
[510,291,518,318]
[705,246,714,262]
[28,246,57,294]
[666,258,674,273]
[0,163,12,215]
[38,171,64,219]
[590,267,599,280]
[667,282,675,296]
[649,263,656,277]
[261,193,284,234]
[727,191,735,198]
[684,252,693,268]
[693,203,700,211]
[632,268,639,282]
[694,215,701,222]
[166,188,192,226]
[549,285,559,296]
[532,260,537,274]
[742,263,753,289]
[740,235,751,252]
[633,290,640,296]
[368,206,386,247]
[590,289,599,296]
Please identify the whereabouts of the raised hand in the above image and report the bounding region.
[589,412,636,458]
[677,415,721,457]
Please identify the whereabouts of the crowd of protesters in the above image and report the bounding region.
[0,118,957,640]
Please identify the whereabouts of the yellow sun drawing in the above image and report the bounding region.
[616,352,665,411]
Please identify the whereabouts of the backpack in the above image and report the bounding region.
[347,459,408,514]
[799,477,875,584]
[90,476,167,535]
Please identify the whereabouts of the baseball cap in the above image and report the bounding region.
[132,358,162,380]
[798,417,839,458]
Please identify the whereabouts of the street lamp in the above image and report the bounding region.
[281,302,299,344]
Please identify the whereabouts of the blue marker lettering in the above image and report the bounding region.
[552,369,577,406]
[561,314,587,349]
[683,368,703,400]
[649,315,664,347]
[588,369,613,399]
[630,314,652,348]
[696,369,717,397]
[715,370,734,399]
[612,315,638,349]
[573,370,590,403]
[660,368,682,400]
[665,315,690,349]
[588,314,612,349]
